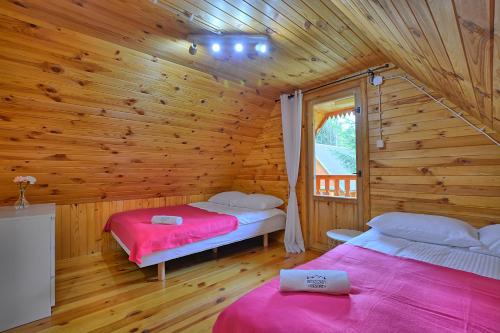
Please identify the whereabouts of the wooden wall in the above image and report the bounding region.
[237,68,500,251]
[368,68,500,228]
[0,8,274,205]
[233,105,289,200]
[232,104,292,243]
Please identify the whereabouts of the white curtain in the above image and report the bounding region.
[281,90,305,253]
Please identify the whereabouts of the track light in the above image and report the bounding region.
[187,34,271,57]
[234,43,244,52]
[188,43,197,55]
[255,43,267,53]
[211,43,221,53]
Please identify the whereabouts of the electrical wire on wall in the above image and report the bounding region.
[368,74,500,147]
[367,72,385,148]
[376,84,383,147]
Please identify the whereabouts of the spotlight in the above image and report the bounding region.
[255,43,267,53]
[211,43,221,53]
[188,43,197,55]
[234,43,244,52]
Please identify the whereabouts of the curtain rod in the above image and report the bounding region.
[274,63,390,102]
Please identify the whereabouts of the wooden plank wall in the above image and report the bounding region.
[0,8,274,205]
[237,68,500,251]
[232,104,292,243]
[232,103,315,244]
[55,194,211,260]
[368,68,500,228]
[233,105,289,200]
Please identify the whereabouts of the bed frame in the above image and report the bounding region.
[111,214,285,281]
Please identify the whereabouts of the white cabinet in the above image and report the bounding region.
[0,203,55,331]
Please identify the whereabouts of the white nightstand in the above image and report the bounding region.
[0,203,55,331]
[326,229,363,247]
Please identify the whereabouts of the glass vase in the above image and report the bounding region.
[15,186,29,209]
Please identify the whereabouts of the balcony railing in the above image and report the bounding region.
[315,175,357,198]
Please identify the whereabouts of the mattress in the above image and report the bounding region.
[348,229,500,280]
[189,201,285,225]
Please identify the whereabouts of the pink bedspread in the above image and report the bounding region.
[213,244,500,333]
[104,205,238,264]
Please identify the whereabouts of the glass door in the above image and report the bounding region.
[313,95,357,198]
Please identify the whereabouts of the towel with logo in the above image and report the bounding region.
[279,269,350,294]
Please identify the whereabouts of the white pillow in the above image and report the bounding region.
[470,225,500,258]
[208,191,247,206]
[232,194,284,210]
[367,212,481,248]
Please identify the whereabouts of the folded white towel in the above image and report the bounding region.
[151,215,183,225]
[279,269,350,295]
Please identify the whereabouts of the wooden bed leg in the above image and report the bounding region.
[212,247,218,255]
[263,233,269,248]
[158,262,166,281]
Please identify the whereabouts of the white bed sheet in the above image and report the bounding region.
[348,229,500,280]
[189,201,285,225]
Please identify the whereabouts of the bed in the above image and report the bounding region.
[105,201,286,280]
[213,229,500,333]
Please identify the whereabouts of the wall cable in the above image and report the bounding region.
[381,75,500,147]
[377,83,382,142]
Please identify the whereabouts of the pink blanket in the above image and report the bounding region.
[213,244,500,333]
[104,205,238,264]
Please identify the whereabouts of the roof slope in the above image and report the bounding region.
[329,0,499,133]
[1,0,387,98]
[315,143,354,175]
[5,0,497,133]
[0,4,276,204]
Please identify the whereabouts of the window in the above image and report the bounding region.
[313,95,357,198]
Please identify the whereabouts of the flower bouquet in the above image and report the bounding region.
[13,176,37,209]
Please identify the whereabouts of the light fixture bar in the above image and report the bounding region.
[187,33,269,45]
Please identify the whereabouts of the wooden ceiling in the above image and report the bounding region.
[331,0,500,132]
[2,0,497,129]
[1,0,387,99]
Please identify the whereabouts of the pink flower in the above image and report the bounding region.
[13,176,37,184]
[13,176,25,183]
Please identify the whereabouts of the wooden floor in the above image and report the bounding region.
[8,239,320,333]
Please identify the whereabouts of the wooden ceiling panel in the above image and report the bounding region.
[2,0,496,130]
[453,0,493,122]
[1,0,387,98]
[329,0,499,132]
